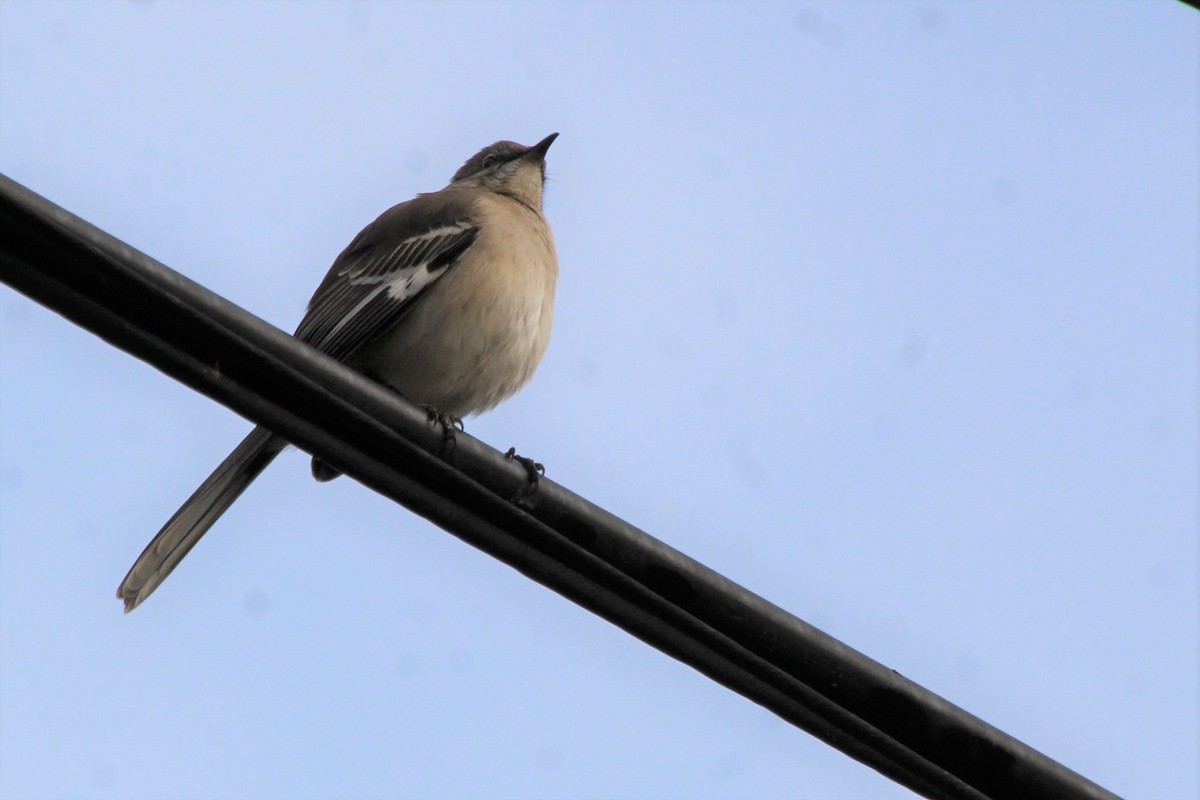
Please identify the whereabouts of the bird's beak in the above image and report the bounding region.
[525,132,559,162]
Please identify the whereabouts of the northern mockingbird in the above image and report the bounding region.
[117,133,560,612]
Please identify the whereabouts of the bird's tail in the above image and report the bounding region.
[117,426,287,612]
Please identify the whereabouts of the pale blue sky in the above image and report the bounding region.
[1,2,1196,798]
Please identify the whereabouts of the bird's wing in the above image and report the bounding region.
[294,190,479,361]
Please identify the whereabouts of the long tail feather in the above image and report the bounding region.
[117,426,286,612]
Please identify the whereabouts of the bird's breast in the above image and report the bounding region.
[355,192,557,417]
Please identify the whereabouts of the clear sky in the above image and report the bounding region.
[1,2,1196,799]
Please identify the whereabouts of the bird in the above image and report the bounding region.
[116,133,560,612]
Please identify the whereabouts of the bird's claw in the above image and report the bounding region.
[424,406,463,457]
[505,447,545,505]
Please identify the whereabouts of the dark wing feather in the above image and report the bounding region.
[295,190,479,362]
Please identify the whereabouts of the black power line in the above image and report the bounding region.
[0,173,1121,800]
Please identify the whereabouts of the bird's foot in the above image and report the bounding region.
[504,447,545,506]
[424,406,463,457]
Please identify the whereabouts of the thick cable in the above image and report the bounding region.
[0,173,1120,800]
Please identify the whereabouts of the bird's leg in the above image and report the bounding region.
[424,405,463,458]
[504,447,545,505]
[359,368,462,458]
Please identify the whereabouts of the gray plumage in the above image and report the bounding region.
[117,134,559,612]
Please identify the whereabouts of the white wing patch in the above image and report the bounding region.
[325,266,437,342]
[298,220,477,358]
[337,222,475,280]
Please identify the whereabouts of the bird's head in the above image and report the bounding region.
[451,132,558,211]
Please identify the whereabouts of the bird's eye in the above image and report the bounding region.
[481,154,499,169]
